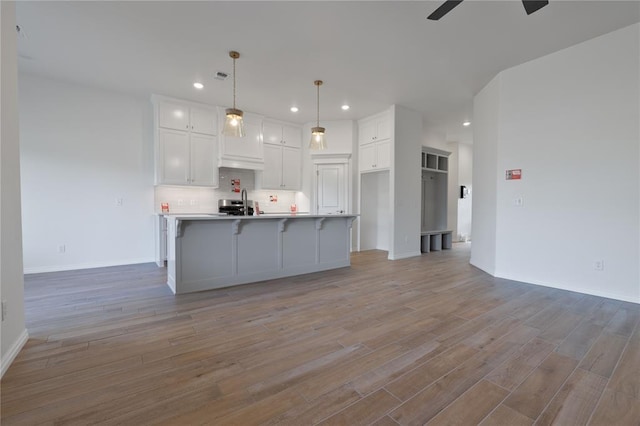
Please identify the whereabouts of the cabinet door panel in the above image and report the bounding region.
[158,101,189,131]
[190,134,218,187]
[263,122,283,146]
[190,107,216,135]
[262,144,283,189]
[359,120,376,145]
[159,129,189,184]
[282,125,302,148]
[376,117,391,141]
[282,146,301,190]
[376,140,391,170]
[359,143,377,172]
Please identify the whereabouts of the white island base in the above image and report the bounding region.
[165,214,357,294]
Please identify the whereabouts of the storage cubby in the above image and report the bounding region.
[426,153,438,170]
[438,156,448,172]
[421,147,451,253]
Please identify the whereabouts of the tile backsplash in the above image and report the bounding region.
[154,167,299,214]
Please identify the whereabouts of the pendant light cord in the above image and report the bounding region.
[316,82,320,127]
[232,56,237,110]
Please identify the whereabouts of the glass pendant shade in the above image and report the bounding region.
[309,80,327,150]
[309,126,327,150]
[223,108,245,137]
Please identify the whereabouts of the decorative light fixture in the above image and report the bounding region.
[309,80,326,150]
[223,51,245,137]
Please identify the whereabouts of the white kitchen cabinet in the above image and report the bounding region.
[219,112,264,170]
[259,144,301,190]
[153,95,219,187]
[359,139,390,172]
[158,100,216,135]
[157,129,218,186]
[359,113,391,145]
[263,121,302,148]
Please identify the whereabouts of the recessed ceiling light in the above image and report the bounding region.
[193,82,204,90]
[341,105,350,111]
[290,106,299,113]
[463,121,471,127]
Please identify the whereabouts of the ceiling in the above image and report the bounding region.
[15,1,640,143]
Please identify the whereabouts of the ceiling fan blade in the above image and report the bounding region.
[427,0,464,20]
[522,0,549,15]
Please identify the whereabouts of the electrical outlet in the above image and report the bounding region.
[57,244,66,254]
[514,196,524,206]
[190,199,198,206]
[2,300,7,321]
[177,199,185,206]
[594,260,604,271]
[116,197,123,207]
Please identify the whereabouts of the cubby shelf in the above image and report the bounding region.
[421,149,449,172]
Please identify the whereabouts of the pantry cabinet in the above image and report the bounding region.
[359,113,391,145]
[153,96,219,187]
[359,139,391,172]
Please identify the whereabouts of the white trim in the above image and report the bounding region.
[24,257,155,274]
[1,329,29,378]
[388,251,422,260]
[311,153,351,164]
[494,272,640,304]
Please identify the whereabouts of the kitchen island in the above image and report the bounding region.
[165,214,357,294]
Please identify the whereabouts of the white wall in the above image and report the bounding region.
[389,105,423,260]
[446,142,460,239]
[1,0,29,377]
[473,23,640,303]
[19,74,156,273]
[471,76,500,274]
[360,171,390,251]
[457,143,473,241]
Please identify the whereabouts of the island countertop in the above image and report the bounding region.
[164,214,358,294]
[167,213,357,220]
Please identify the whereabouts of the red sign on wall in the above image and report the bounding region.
[506,169,522,180]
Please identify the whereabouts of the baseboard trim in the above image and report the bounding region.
[494,272,640,305]
[24,257,155,274]
[388,251,422,260]
[1,329,29,378]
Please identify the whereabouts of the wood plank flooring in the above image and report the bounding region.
[2,244,639,425]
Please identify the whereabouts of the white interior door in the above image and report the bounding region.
[316,164,346,215]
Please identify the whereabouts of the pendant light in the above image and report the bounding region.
[309,80,327,150]
[223,51,245,138]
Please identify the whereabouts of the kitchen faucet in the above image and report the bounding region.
[241,188,248,216]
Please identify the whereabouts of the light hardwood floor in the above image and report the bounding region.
[2,244,639,425]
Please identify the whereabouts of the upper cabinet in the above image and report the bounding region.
[358,110,392,173]
[257,120,302,190]
[359,113,391,145]
[263,121,303,148]
[359,139,391,172]
[153,96,219,187]
[158,101,216,136]
[218,111,264,170]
